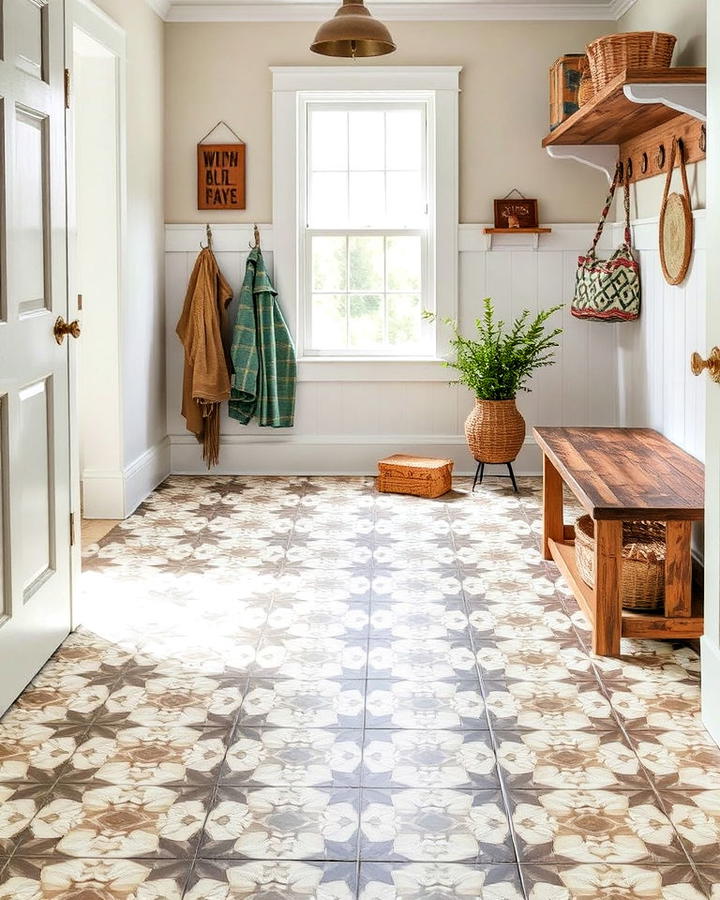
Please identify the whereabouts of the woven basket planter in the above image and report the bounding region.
[586,31,676,92]
[465,399,526,464]
[574,515,666,611]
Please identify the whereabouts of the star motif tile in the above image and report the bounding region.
[359,789,514,863]
[362,730,498,789]
[201,787,360,860]
[221,728,363,787]
[358,862,524,898]
[185,860,358,898]
[509,789,686,864]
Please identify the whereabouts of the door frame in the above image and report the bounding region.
[701,3,719,744]
[66,0,127,585]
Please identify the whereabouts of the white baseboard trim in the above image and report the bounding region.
[123,438,171,516]
[701,636,720,746]
[169,433,542,477]
[81,470,125,519]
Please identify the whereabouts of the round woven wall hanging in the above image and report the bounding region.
[659,138,693,286]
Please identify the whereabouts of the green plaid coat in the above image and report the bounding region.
[229,248,297,427]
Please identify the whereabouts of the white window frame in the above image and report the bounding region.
[272,66,460,381]
[303,96,432,357]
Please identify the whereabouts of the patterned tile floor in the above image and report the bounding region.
[0,475,718,899]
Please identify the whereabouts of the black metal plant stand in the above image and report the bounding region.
[472,461,519,494]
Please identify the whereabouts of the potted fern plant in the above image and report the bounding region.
[427,298,562,480]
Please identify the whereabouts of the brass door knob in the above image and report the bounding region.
[691,347,720,382]
[54,316,81,345]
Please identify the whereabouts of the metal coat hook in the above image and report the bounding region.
[250,224,261,250]
[201,223,213,250]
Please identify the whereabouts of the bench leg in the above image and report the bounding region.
[665,520,693,618]
[542,454,564,560]
[594,519,623,657]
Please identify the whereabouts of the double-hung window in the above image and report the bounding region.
[272,67,460,372]
[303,99,431,356]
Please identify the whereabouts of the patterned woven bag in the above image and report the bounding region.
[572,163,641,322]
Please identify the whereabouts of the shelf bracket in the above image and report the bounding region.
[545,144,618,182]
[485,232,541,252]
[623,83,706,122]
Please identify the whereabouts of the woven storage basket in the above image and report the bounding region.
[377,454,453,499]
[586,31,676,92]
[465,399,526,464]
[578,59,595,106]
[574,515,666,611]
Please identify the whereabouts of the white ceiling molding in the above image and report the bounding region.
[609,0,639,20]
[157,0,636,23]
[146,0,172,18]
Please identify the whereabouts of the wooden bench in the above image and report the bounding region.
[534,426,704,656]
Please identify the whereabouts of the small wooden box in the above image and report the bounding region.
[549,54,585,130]
[377,454,454,499]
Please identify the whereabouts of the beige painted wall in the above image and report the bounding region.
[92,0,167,467]
[164,20,612,225]
[620,0,707,216]
[620,0,706,65]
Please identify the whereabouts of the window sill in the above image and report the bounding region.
[297,357,453,382]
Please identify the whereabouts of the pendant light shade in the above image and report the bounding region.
[310,0,396,58]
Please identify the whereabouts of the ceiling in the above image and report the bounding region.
[149,0,637,23]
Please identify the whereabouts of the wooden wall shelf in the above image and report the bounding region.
[542,67,706,183]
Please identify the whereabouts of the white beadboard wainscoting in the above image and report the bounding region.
[165,222,621,475]
[613,211,707,463]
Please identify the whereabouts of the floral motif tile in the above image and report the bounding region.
[239,680,365,729]
[370,602,469,642]
[59,724,228,786]
[607,682,704,733]
[662,790,720,863]
[358,862,524,898]
[266,598,370,640]
[520,863,705,899]
[698,866,720,899]
[0,857,190,899]
[269,569,372,604]
[496,731,648,791]
[0,672,113,728]
[253,637,368,680]
[14,783,209,859]
[509,789,686,865]
[0,722,86,784]
[186,859,358,898]
[484,681,616,731]
[368,640,478,683]
[630,730,720,790]
[476,639,595,684]
[468,603,577,643]
[372,569,463,605]
[591,647,700,688]
[0,785,51,855]
[201,787,360,860]
[362,730,498,789]
[372,538,457,570]
[221,728,363,787]
[100,671,245,727]
[359,789,514,864]
[365,681,487,731]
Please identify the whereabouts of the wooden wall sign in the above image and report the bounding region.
[197,142,246,210]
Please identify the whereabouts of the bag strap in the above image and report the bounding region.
[662,137,692,212]
[587,161,634,254]
[621,160,632,247]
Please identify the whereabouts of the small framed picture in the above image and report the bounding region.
[493,197,539,229]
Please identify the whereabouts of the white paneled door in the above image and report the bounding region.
[0,0,72,715]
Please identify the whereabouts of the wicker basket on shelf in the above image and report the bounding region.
[574,514,666,611]
[586,31,676,92]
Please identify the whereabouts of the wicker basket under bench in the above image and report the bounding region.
[534,426,704,657]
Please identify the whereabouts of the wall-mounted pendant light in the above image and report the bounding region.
[310,0,396,58]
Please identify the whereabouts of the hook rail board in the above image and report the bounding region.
[619,115,705,185]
